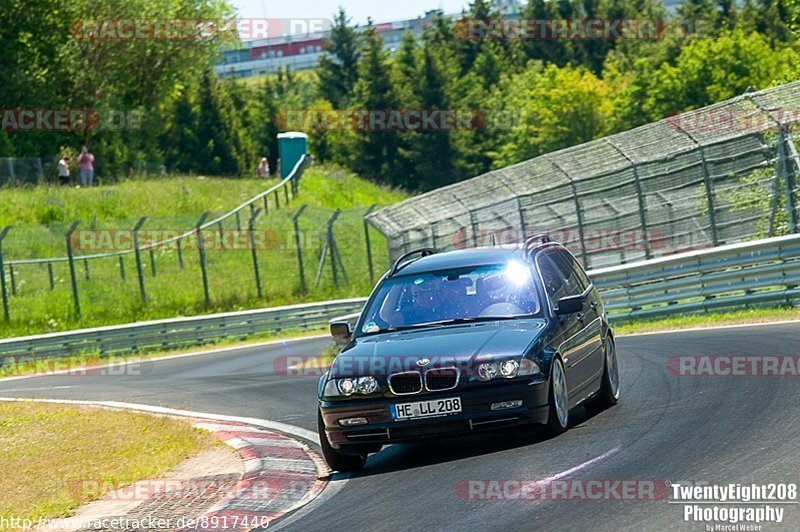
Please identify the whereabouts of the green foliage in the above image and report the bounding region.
[316,8,362,109]
[489,64,613,168]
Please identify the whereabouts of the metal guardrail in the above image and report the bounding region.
[592,233,800,321]
[4,235,800,360]
[0,298,365,360]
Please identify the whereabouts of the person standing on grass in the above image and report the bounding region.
[77,145,94,187]
[57,155,71,185]
[256,157,270,179]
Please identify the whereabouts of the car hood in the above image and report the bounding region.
[330,319,547,378]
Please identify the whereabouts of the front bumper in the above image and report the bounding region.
[319,378,549,449]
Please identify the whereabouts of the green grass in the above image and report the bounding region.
[0,402,219,528]
[0,165,405,337]
[614,306,800,335]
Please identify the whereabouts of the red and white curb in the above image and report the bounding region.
[186,419,327,531]
[0,398,335,531]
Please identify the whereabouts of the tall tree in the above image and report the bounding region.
[316,8,362,109]
[350,26,403,186]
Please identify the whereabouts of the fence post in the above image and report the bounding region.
[293,205,308,293]
[132,217,148,303]
[568,181,589,268]
[248,208,263,298]
[0,227,11,321]
[363,204,377,281]
[195,213,211,306]
[177,237,184,269]
[673,129,720,246]
[66,221,81,319]
[47,261,55,290]
[149,249,157,277]
[284,182,290,205]
[9,265,16,296]
[327,210,342,287]
[235,211,242,231]
[274,188,281,209]
[83,259,90,281]
[778,127,799,233]
[119,255,126,281]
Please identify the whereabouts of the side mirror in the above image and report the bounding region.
[330,321,353,342]
[555,295,584,316]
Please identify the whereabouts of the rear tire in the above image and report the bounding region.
[546,357,569,435]
[317,410,367,472]
[594,335,620,408]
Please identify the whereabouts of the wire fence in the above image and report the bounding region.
[0,157,168,187]
[0,155,396,336]
[366,81,800,270]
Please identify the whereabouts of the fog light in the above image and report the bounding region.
[339,417,368,427]
[491,400,523,411]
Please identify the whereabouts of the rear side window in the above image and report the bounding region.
[555,249,591,290]
[537,250,585,309]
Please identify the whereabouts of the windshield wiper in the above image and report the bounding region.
[405,316,525,328]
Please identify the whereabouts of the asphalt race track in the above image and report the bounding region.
[3,322,800,531]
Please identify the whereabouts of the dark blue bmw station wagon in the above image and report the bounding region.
[317,237,620,471]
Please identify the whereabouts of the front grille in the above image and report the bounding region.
[388,371,423,395]
[389,420,470,440]
[425,367,459,391]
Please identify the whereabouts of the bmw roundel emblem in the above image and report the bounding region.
[417,358,431,367]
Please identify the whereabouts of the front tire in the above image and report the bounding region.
[546,357,569,435]
[317,410,367,472]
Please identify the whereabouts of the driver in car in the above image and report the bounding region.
[400,277,442,326]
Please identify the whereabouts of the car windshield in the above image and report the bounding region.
[359,261,542,334]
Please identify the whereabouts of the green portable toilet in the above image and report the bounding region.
[277,132,308,178]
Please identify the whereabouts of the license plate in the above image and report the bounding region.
[390,397,462,420]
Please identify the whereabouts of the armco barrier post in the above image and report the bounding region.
[363,205,377,281]
[66,221,81,319]
[293,205,308,293]
[195,213,211,306]
[132,217,148,303]
[0,226,11,321]
[248,208,263,298]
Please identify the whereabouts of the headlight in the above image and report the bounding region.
[500,359,519,378]
[477,359,540,381]
[338,378,356,396]
[323,377,378,397]
[477,362,498,381]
